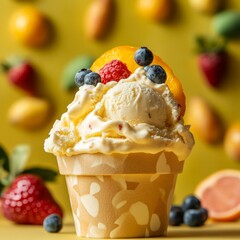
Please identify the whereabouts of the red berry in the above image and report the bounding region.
[1,174,63,225]
[198,51,227,88]
[8,62,36,95]
[99,59,131,84]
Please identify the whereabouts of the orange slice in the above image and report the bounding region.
[195,169,240,221]
[91,46,186,116]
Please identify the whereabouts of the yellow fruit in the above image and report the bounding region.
[189,0,223,14]
[9,6,50,47]
[186,96,223,144]
[91,46,186,116]
[224,122,240,161]
[84,0,112,40]
[136,0,172,22]
[8,97,50,129]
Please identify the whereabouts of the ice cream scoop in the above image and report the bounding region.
[103,81,167,128]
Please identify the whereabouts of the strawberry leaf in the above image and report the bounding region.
[5,55,25,68]
[0,145,10,172]
[0,182,4,196]
[0,62,11,72]
[9,145,30,181]
[21,167,58,182]
[195,35,227,54]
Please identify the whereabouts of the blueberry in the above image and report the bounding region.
[200,207,208,222]
[183,208,208,227]
[84,72,101,86]
[134,47,153,66]
[145,65,167,84]
[75,68,92,87]
[43,214,63,233]
[169,205,184,226]
[182,195,201,212]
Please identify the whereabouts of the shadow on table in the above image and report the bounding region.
[60,222,76,235]
[60,220,240,239]
[168,223,240,239]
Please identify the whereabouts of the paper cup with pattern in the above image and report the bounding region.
[57,151,184,238]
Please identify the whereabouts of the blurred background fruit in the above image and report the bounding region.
[1,57,36,95]
[189,0,223,14]
[136,0,173,22]
[8,97,50,129]
[9,6,50,47]
[84,0,113,40]
[195,36,228,88]
[195,169,240,221]
[224,122,240,161]
[186,96,223,144]
[212,11,240,39]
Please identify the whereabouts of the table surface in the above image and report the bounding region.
[1,215,240,240]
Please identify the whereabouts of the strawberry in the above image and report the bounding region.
[1,174,62,225]
[195,36,228,88]
[1,59,36,95]
[0,145,61,225]
[198,52,227,87]
[99,59,131,84]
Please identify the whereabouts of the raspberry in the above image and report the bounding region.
[99,60,131,84]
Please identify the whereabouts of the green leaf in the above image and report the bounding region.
[21,167,58,182]
[0,145,10,172]
[0,182,5,196]
[9,145,30,180]
[0,62,11,72]
[196,36,206,48]
[0,176,11,187]
[62,55,95,90]
[195,35,227,54]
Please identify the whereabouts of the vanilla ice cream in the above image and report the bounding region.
[44,67,194,160]
[104,81,167,128]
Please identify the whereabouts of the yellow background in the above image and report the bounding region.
[1,0,240,213]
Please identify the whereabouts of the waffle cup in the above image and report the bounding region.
[57,151,184,238]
